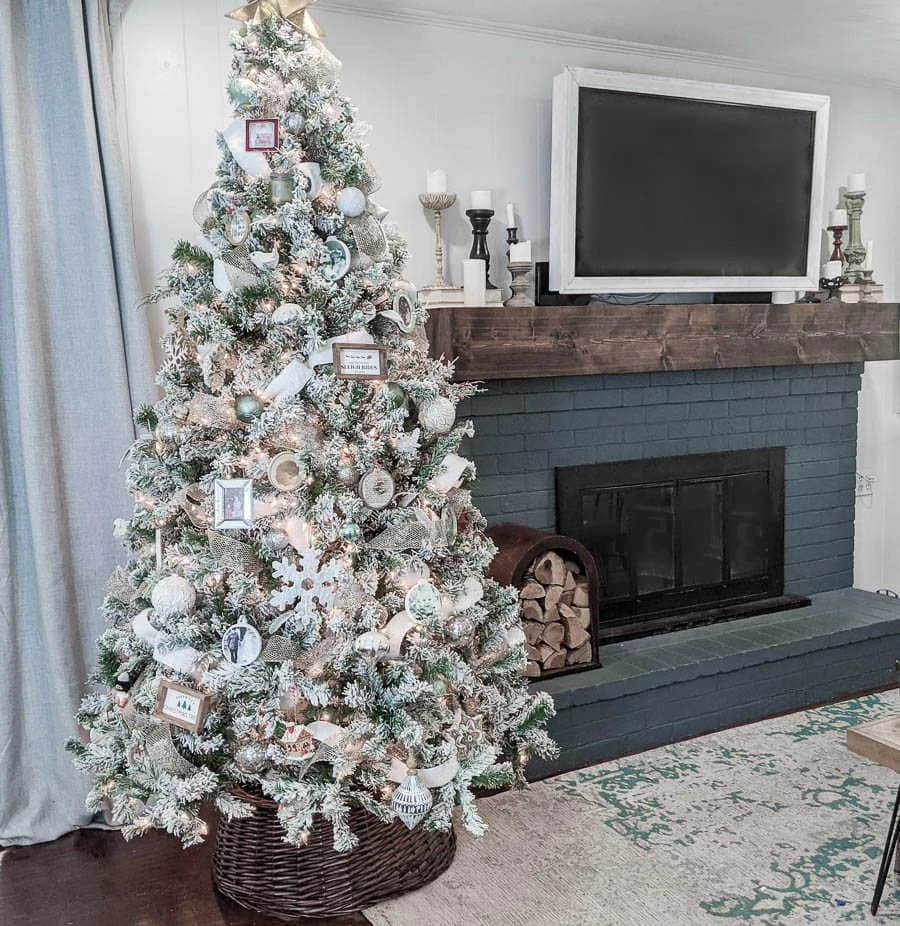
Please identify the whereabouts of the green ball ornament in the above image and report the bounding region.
[341,522,362,542]
[228,77,258,106]
[234,394,265,422]
[385,383,407,408]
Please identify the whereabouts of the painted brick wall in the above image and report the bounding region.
[458,363,863,597]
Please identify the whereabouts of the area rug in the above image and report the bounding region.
[366,693,900,925]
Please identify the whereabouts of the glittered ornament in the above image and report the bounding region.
[385,382,407,408]
[391,771,433,829]
[353,630,390,662]
[284,112,305,135]
[418,396,455,434]
[336,462,360,486]
[234,741,268,773]
[445,615,475,643]
[340,522,362,542]
[228,76,257,106]
[150,575,196,621]
[405,581,443,623]
[263,529,289,552]
[234,394,265,422]
[336,186,366,218]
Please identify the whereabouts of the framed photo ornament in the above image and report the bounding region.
[214,478,254,530]
[153,679,211,732]
[245,118,279,152]
[332,343,387,380]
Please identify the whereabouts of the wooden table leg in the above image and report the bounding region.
[872,782,900,915]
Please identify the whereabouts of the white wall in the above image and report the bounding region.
[115,0,900,590]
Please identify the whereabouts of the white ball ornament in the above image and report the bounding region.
[336,186,367,218]
[418,396,455,434]
[272,303,301,323]
[150,575,196,621]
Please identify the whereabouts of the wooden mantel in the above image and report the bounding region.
[425,302,900,381]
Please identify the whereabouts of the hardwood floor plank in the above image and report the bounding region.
[0,822,370,926]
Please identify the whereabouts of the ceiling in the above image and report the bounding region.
[322,0,900,87]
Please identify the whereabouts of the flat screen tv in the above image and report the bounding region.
[549,68,830,294]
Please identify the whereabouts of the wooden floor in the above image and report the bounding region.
[0,821,370,926]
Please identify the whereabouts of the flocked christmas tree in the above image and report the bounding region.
[69,0,555,851]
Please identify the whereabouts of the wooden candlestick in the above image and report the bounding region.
[505,261,534,307]
[844,191,867,283]
[466,209,496,289]
[419,192,457,289]
[827,224,848,264]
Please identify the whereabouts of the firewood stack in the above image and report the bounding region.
[519,551,593,678]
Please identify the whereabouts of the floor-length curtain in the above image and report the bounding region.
[0,0,155,844]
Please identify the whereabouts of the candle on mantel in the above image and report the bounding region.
[426,169,447,193]
[828,208,847,227]
[865,240,874,271]
[509,241,532,263]
[847,172,866,193]
[506,202,516,228]
[463,258,486,305]
[822,260,843,279]
[470,189,493,210]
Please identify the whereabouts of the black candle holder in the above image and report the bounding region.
[819,275,845,300]
[506,226,518,261]
[466,208,496,289]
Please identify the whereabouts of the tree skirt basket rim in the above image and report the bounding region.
[213,788,456,919]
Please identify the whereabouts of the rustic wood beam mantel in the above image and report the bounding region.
[425,302,900,380]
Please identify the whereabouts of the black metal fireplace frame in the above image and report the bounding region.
[556,447,809,643]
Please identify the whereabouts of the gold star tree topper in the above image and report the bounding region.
[226,0,324,39]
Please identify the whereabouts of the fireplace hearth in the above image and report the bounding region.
[556,448,810,643]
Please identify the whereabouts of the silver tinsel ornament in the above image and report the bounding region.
[234,741,268,774]
[391,772,433,829]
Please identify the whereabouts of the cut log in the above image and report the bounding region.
[542,649,567,670]
[563,618,590,650]
[520,581,546,600]
[534,551,566,586]
[525,660,541,678]
[559,588,575,606]
[558,602,578,621]
[544,585,564,611]
[522,620,543,645]
[541,622,566,650]
[565,640,592,665]
[541,603,560,624]
[563,570,576,592]
[572,584,589,607]
[524,642,541,661]
[521,600,544,623]
[575,606,592,629]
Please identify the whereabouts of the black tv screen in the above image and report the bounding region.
[574,87,816,278]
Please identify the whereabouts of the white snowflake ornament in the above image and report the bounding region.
[269,552,343,632]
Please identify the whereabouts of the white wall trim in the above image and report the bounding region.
[318,1,900,91]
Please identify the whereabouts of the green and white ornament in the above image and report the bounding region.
[228,76,258,106]
[405,581,443,623]
[234,394,265,422]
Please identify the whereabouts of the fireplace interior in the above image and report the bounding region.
[557,448,810,642]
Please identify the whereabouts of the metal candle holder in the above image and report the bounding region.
[418,192,457,289]
[819,274,846,300]
[827,224,847,264]
[506,227,518,260]
[843,191,867,282]
[466,208,496,289]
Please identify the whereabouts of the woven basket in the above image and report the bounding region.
[212,790,456,919]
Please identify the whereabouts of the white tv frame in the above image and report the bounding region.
[549,67,830,294]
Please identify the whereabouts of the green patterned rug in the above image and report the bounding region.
[367,692,900,925]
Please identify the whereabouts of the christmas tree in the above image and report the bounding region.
[69,0,555,852]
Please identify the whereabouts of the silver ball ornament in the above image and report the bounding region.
[234,394,265,422]
[445,614,475,643]
[418,396,455,434]
[336,462,360,486]
[234,741,268,773]
[150,575,197,621]
[336,186,367,218]
[264,530,289,552]
[353,630,390,662]
[284,112,305,135]
[340,522,362,542]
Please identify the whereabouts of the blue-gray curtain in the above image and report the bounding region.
[0,0,155,844]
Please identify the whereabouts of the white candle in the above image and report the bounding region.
[865,240,874,271]
[426,169,447,194]
[822,260,843,279]
[506,202,516,228]
[847,172,866,193]
[462,259,486,305]
[509,241,532,263]
[828,208,847,227]
[470,190,493,210]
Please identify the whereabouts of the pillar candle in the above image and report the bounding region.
[506,202,516,228]
[828,208,847,227]
[426,169,447,193]
[847,173,866,193]
[470,190,493,210]
[463,259,486,306]
[822,260,843,279]
[509,241,532,263]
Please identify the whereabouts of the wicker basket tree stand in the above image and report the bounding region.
[212,791,456,919]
